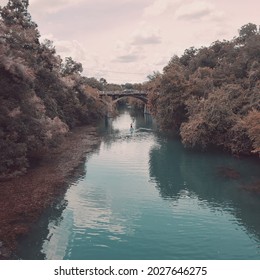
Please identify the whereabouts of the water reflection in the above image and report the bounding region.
[101,109,155,148]
[42,184,134,259]
[17,145,101,260]
[149,136,260,243]
[16,185,69,260]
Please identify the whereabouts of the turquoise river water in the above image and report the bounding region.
[18,109,260,260]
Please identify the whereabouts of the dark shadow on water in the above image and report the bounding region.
[149,136,260,243]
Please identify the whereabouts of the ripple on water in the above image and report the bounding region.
[19,110,260,260]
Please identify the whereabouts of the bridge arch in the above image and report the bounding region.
[99,90,148,104]
[99,90,151,116]
[112,95,148,104]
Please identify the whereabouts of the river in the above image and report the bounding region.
[18,108,260,260]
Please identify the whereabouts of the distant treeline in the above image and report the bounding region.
[146,23,260,157]
[0,0,108,179]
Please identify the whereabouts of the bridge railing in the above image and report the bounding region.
[99,90,147,95]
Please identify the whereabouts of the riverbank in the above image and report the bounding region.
[0,126,101,259]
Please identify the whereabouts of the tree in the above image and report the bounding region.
[0,0,37,29]
[83,77,103,90]
[242,110,260,155]
[147,23,260,156]
[180,47,197,67]
[147,71,161,81]
[61,57,83,76]
[123,83,134,89]
[154,63,188,131]
[239,23,258,38]
[188,67,214,98]
[0,4,108,178]
[191,47,217,70]
[99,78,107,85]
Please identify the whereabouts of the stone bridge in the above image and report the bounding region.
[99,90,148,104]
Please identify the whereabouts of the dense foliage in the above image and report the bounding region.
[146,23,260,157]
[0,0,107,179]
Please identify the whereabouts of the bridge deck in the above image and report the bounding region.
[99,90,147,96]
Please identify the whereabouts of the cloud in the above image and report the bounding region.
[28,0,149,17]
[175,1,216,21]
[144,0,181,17]
[40,34,87,61]
[132,34,161,45]
[113,25,162,64]
[113,39,146,64]
[29,0,86,14]
[115,54,141,63]
[131,30,162,45]
[154,56,170,66]
[114,47,144,64]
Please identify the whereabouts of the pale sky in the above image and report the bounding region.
[0,0,259,84]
